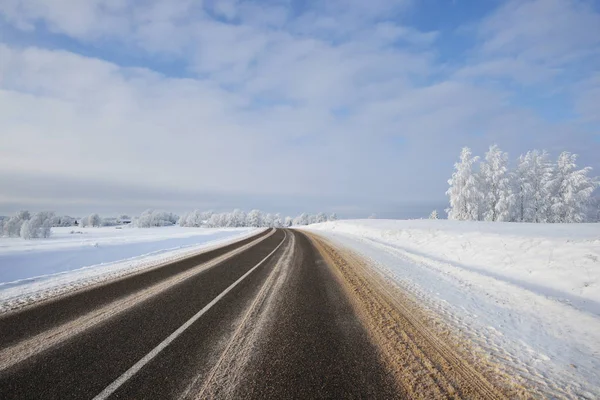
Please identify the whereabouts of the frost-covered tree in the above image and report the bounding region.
[3,210,31,237]
[20,211,53,239]
[246,210,263,227]
[548,152,598,223]
[329,213,338,221]
[479,145,512,222]
[51,215,77,227]
[263,213,274,228]
[315,212,328,223]
[81,213,102,227]
[136,210,178,227]
[429,210,439,220]
[178,212,189,227]
[446,147,481,221]
[229,209,246,227]
[177,209,334,228]
[588,197,600,222]
[516,150,554,222]
[117,215,131,224]
[179,210,203,227]
[511,153,532,222]
[293,213,309,226]
[273,213,283,228]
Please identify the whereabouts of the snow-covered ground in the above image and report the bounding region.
[0,226,259,312]
[303,219,600,398]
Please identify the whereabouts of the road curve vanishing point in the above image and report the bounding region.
[0,228,520,399]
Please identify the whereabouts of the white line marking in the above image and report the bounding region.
[93,230,287,400]
[0,229,276,372]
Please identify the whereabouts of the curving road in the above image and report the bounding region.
[0,229,400,399]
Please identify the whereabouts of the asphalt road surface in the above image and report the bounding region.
[0,229,402,399]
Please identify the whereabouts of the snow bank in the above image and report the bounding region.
[304,219,600,398]
[0,226,260,312]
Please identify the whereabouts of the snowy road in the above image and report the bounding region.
[0,228,527,399]
[0,229,398,399]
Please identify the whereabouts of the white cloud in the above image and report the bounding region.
[478,0,600,64]
[0,0,598,215]
[454,57,560,85]
[573,73,600,123]
[0,0,130,37]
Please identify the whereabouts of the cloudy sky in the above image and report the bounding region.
[0,0,599,218]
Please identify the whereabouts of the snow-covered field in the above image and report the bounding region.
[0,226,259,312]
[303,219,600,398]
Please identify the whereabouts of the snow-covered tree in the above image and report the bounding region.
[512,150,554,222]
[3,210,31,237]
[179,210,204,227]
[20,211,53,239]
[273,213,283,228]
[229,209,246,227]
[429,210,439,219]
[446,147,482,221]
[315,212,328,223]
[263,213,274,228]
[548,152,598,223]
[479,145,513,222]
[293,213,309,226]
[136,210,178,227]
[588,197,600,222]
[51,215,77,227]
[117,215,131,224]
[81,213,102,227]
[329,213,338,221]
[246,210,263,227]
[177,209,335,228]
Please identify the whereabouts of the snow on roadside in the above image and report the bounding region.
[303,219,600,398]
[0,227,262,314]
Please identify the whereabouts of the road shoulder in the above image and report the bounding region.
[306,231,527,399]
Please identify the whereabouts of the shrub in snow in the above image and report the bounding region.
[429,210,439,219]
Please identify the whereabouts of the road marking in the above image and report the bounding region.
[93,230,288,400]
[0,229,275,372]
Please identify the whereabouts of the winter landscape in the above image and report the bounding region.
[1,0,599,399]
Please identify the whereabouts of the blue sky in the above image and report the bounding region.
[0,0,599,217]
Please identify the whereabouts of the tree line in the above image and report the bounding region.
[176,209,337,228]
[446,146,599,223]
[0,209,338,239]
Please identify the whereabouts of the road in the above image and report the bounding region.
[0,229,399,399]
[0,228,514,399]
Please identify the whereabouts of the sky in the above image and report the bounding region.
[0,0,599,218]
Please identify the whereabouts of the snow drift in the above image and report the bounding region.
[304,219,600,398]
[0,226,259,313]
